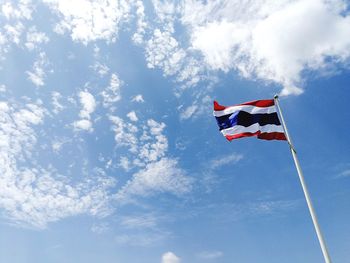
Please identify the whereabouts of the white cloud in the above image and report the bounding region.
[51,91,64,114]
[1,1,33,20]
[145,28,186,77]
[0,101,115,228]
[138,119,168,163]
[25,26,49,50]
[151,0,178,27]
[3,23,24,45]
[131,1,207,90]
[211,153,244,169]
[26,52,50,87]
[73,119,92,132]
[162,252,181,263]
[109,115,139,154]
[127,111,138,122]
[132,0,147,44]
[51,137,70,153]
[142,19,204,89]
[119,156,130,171]
[120,214,157,229]
[78,90,96,119]
[0,1,33,61]
[101,73,122,109]
[187,0,350,95]
[178,95,212,120]
[192,20,248,72]
[131,94,144,103]
[73,90,96,132]
[44,0,132,44]
[110,114,191,202]
[109,117,168,166]
[91,62,109,77]
[0,84,6,92]
[180,105,197,120]
[116,158,191,201]
[5,0,349,98]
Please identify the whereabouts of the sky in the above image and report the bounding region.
[0,0,350,262]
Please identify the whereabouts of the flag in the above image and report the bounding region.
[213,99,286,141]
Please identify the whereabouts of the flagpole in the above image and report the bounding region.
[274,95,332,263]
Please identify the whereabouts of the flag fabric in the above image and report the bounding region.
[213,99,287,141]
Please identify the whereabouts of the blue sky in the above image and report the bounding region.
[0,0,350,262]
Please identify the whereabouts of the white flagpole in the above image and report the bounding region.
[274,95,332,263]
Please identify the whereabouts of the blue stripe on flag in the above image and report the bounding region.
[215,112,239,130]
[215,111,281,130]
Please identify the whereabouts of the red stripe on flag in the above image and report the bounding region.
[237,99,275,107]
[213,99,275,111]
[258,132,286,140]
[225,132,260,141]
[225,131,286,141]
[213,101,226,111]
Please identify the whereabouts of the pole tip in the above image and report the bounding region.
[274,94,279,99]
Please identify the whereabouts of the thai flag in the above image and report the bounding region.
[213,99,287,141]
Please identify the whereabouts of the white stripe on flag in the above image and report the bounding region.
[221,123,284,136]
[214,105,277,117]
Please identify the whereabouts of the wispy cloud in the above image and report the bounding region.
[51,91,65,114]
[196,250,223,260]
[199,200,300,224]
[91,62,110,77]
[101,73,122,110]
[25,26,49,50]
[0,101,116,228]
[340,170,350,177]
[109,115,192,202]
[200,153,244,193]
[210,153,244,169]
[91,222,109,234]
[180,105,197,120]
[51,137,71,153]
[116,158,191,202]
[120,214,158,230]
[109,117,169,166]
[331,163,350,179]
[115,231,170,247]
[336,169,350,178]
[26,52,50,87]
[144,27,204,89]
[109,115,139,154]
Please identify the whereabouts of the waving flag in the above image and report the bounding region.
[213,97,333,263]
[213,99,286,141]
